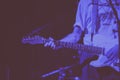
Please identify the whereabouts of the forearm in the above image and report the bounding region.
[44,26,83,49]
[60,26,83,43]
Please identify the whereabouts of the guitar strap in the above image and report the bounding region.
[91,0,98,44]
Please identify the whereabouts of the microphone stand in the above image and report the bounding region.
[107,0,120,68]
[40,56,98,79]
[40,64,81,80]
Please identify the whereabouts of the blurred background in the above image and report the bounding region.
[2,0,80,80]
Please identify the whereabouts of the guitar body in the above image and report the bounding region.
[83,34,120,72]
[90,54,120,72]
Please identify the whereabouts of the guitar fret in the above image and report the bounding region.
[79,45,84,51]
[64,42,68,48]
[68,42,72,48]
[73,44,76,49]
[76,44,79,49]
[71,43,74,49]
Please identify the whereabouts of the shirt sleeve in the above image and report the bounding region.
[73,1,84,30]
[73,0,96,33]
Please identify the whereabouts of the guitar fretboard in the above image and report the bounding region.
[42,39,104,55]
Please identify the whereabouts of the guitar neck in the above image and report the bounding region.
[42,39,104,55]
[22,36,104,55]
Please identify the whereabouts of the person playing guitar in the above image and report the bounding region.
[22,0,120,80]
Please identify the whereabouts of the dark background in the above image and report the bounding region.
[2,0,79,80]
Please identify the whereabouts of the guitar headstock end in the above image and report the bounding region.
[21,35,46,45]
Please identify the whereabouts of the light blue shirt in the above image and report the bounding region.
[74,0,120,53]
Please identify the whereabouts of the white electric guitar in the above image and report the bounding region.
[22,35,120,72]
